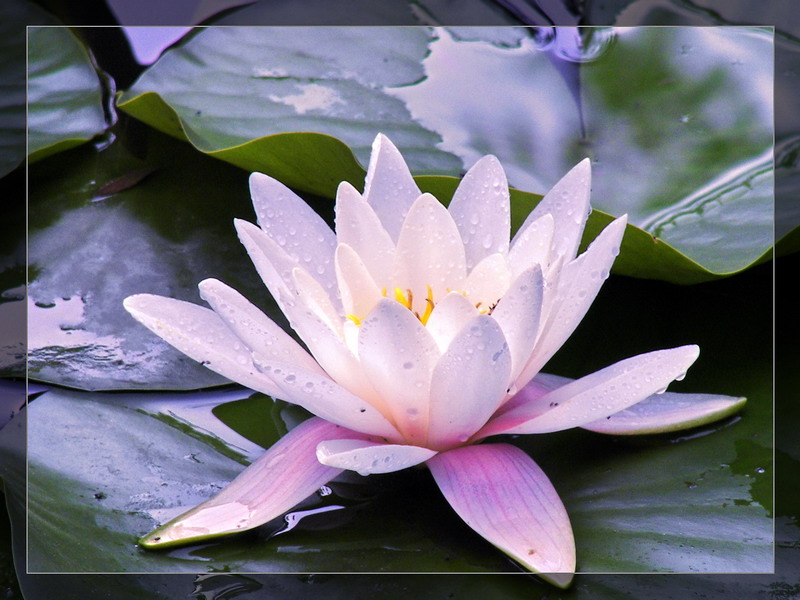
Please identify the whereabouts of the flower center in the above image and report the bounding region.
[346,284,497,327]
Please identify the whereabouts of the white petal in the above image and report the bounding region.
[582,392,747,435]
[393,193,467,315]
[448,155,510,269]
[517,215,627,385]
[123,294,280,396]
[334,243,382,320]
[316,439,436,475]
[197,278,323,375]
[362,133,421,241]
[508,213,554,278]
[358,299,440,444]
[138,417,366,549]
[275,288,382,407]
[427,315,511,450]
[249,172,338,299]
[428,444,575,586]
[334,181,396,288]
[234,218,297,311]
[424,291,479,353]
[253,356,401,440]
[291,266,344,334]
[479,345,700,437]
[515,158,591,263]
[491,266,544,384]
[464,253,512,313]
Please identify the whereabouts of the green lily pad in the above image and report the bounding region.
[116,25,772,282]
[27,25,111,163]
[117,26,462,197]
[26,124,285,390]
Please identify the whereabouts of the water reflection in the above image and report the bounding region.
[389,26,773,272]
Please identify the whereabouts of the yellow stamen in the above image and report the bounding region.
[394,287,413,310]
[420,285,434,325]
[346,314,362,326]
[381,287,387,297]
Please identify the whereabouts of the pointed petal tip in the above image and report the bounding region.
[540,571,575,588]
[197,277,222,292]
[122,293,157,315]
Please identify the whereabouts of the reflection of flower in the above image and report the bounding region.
[125,134,744,586]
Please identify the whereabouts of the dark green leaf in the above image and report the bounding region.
[117,26,461,198]
[117,26,772,282]
[26,124,285,390]
[27,26,111,163]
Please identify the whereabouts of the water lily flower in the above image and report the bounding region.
[124,134,745,586]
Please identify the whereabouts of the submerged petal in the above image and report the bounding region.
[582,392,747,435]
[448,155,510,269]
[428,444,575,587]
[362,133,421,241]
[316,439,437,475]
[138,418,366,549]
[480,345,701,437]
[123,294,279,396]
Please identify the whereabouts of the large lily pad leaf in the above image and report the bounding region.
[116,26,772,282]
[27,26,112,163]
[117,26,461,195]
[26,125,283,390]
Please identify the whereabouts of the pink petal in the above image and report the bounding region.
[428,444,575,587]
[334,182,396,287]
[582,392,747,435]
[197,278,324,375]
[362,133,421,241]
[138,417,367,549]
[252,356,401,440]
[358,299,440,444]
[249,173,338,300]
[316,439,437,475]
[514,158,591,263]
[448,155,510,269]
[480,345,701,438]
[427,315,511,450]
[123,294,279,396]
